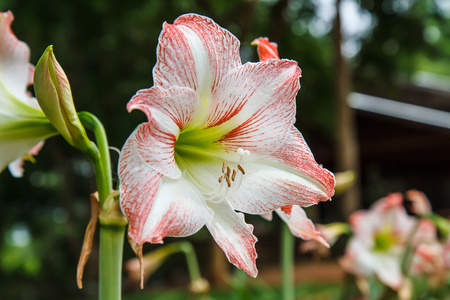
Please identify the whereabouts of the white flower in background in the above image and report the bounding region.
[0,11,57,177]
[340,193,416,289]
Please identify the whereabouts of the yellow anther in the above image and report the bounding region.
[222,161,226,173]
[218,176,223,183]
[232,169,236,181]
[225,175,231,187]
[237,164,245,175]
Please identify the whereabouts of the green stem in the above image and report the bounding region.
[78,111,112,207]
[281,223,295,300]
[78,111,125,300]
[153,242,201,282]
[179,242,202,282]
[99,225,126,300]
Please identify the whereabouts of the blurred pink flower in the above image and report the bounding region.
[409,219,449,288]
[119,14,335,277]
[410,220,443,274]
[340,193,416,289]
[405,189,432,216]
[444,237,450,269]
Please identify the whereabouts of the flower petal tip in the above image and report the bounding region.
[248,268,258,278]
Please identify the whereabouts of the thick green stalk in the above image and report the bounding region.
[281,223,295,300]
[99,225,126,300]
[79,111,125,300]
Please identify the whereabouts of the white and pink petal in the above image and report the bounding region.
[227,161,332,215]
[0,11,32,103]
[128,86,203,129]
[0,137,45,176]
[119,131,164,244]
[127,86,204,179]
[7,140,44,177]
[276,205,329,247]
[119,130,211,245]
[153,14,241,100]
[140,175,212,244]
[373,253,403,290]
[269,127,335,199]
[206,200,258,277]
[208,60,301,158]
[133,122,181,179]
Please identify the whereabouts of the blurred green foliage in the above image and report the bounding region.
[0,0,449,299]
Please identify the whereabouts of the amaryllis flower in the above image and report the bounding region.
[0,11,57,177]
[119,14,335,277]
[340,193,416,289]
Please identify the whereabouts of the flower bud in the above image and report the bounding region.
[34,45,90,151]
[251,37,280,61]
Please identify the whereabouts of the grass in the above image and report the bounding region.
[122,282,342,300]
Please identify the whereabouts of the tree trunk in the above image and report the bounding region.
[332,0,361,218]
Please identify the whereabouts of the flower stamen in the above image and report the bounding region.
[203,148,250,203]
[237,164,245,175]
[225,174,231,187]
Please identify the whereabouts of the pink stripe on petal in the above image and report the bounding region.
[119,130,163,245]
[227,162,332,214]
[128,86,202,130]
[153,14,241,100]
[153,22,198,91]
[207,60,300,127]
[134,122,180,179]
[174,14,241,92]
[140,176,211,244]
[280,205,293,217]
[206,200,258,277]
[120,129,211,245]
[209,60,301,156]
[127,87,204,179]
[271,127,335,199]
